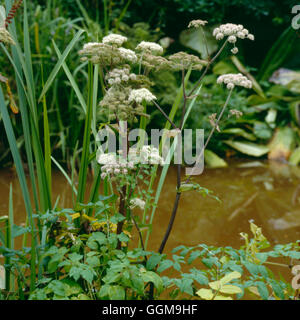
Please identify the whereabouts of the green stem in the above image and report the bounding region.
[76,62,94,218]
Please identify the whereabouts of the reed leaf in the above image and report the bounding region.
[52,40,87,113]
[38,29,85,103]
[76,62,94,206]
[0,86,36,292]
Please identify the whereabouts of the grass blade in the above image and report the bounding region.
[76,62,94,207]
[52,40,87,113]
[0,86,36,292]
[51,156,78,196]
[38,29,85,102]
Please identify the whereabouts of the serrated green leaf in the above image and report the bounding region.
[256,281,269,300]
[109,285,125,300]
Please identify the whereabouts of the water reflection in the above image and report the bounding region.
[0,160,300,254]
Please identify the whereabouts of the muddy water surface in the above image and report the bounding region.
[1,159,300,289]
[1,160,300,249]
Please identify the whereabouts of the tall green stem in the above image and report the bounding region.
[76,62,94,208]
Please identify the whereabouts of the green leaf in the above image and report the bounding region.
[108,285,125,300]
[204,150,228,168]
[270,280,285,300]
[253,122,272,140]
[157,259,173,273]
[173,278,194,296]
[268,127,295,161]
[188,268,209,285]
[146,253,162,270]
[223,140,269,157]
[117,233,130,243]
[219,271,242,285]
[196,288,214,300]
[256,281,269,300]
[76,62,94,209]
[179,26,218,59]
[68,253,83,262]
[141,270,163,294]
[87,232,107,249]
[98,284,110,299]
[222,128,256,141]
[258,27,298,81]
[202,257,215,268]
[187,250,202,264]
[209,282,242,294]
[130,271,144,295]
[38,29,85,102]
[243,261,259,275]
[81,268,95,284]
[60,279,83,296]
[48,280,66,297]
[86,256,100,268]
[52,41,87,113]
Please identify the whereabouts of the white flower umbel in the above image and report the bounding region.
[213,23,254,54]
[119,47,138,63]
[98,152,137,178]
[102,33,127,47]
[82,42,103,51]
[213,24,254,41]
[106,68,136,85]
[136,41,163,55]
[217,73,252,90]
[128,88,156,104]
[188,19,208,28]
[97,153,118,165]
[140,145,165,165]
[130,198,146,210]
[128,146,164,165]
[0,27,15,45]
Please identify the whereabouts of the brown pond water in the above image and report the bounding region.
[1,159,300,291]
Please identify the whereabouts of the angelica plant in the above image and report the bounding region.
[79,18,254,257]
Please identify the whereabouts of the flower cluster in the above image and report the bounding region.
[188,19,208,28]
[140,53,170,71]
[128,88,157,104]
[119,47,137,63]
[97,153,134,179]
[0,27,15,45]
[130,198,146,210]
[79,42,123,65]
[229,109,243,118]
[97,145,164,179]
[106,67,137,85]
[217,73,252,90]
[168,52,207,71]
[79,35,136,66]
[129,145,165,165]
[102,33,127,47]
[99,86,145,122]
[136,41,164,55]
[213,23,254,54]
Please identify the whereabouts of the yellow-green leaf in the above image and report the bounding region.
[196,288,214,300]
[218,284,242,294]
